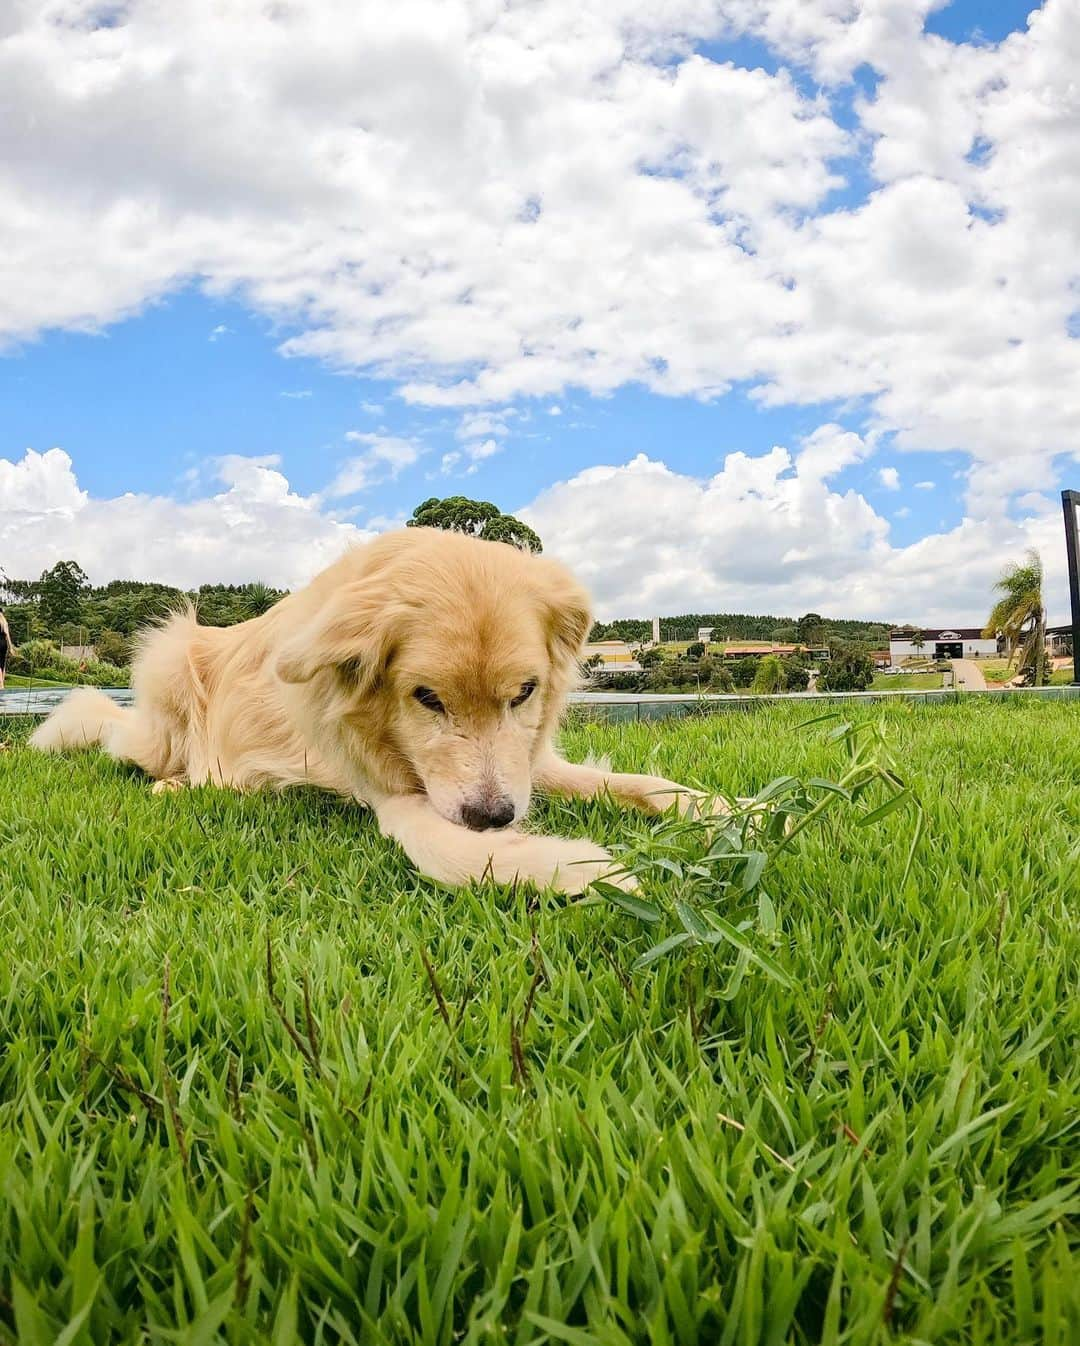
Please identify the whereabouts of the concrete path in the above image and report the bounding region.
[951,658,987,691]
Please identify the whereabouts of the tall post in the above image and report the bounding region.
[1063,490,1080,686]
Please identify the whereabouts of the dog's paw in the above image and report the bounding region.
[560,853,640,896]
[499,833,637,896]
[151,777,186,795]
[631,779,732,820]
[644,786,738,822]
[675,787,727,819]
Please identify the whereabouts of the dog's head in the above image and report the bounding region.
[275,530,590,830]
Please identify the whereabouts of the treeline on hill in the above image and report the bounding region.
[590,611,891,646]
[592,643,878,696]
[2,559,888,694]
[1,561,286,688]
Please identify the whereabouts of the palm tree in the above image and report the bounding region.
[912,632,925,659]
[751,654,786,694]
[241,582,281,618]
[983,549,1046,686]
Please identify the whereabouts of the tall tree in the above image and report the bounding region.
[38,560,90,630]
[407,496,542,553]
[983,549,1046,686]
[240,582,284,617]
[751,654,786,694]
[818,643,875,692]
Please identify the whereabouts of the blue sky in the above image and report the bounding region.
[1,285,969,542]
[2,0,1075,621]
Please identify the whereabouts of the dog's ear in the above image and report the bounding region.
[532,558,592,668]
[275,582,399,689]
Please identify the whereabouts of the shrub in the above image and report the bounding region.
[709,664,735,692]
[9,638,62,677]
[728,656,758,688]
[8,637,130,687]
[818,647,875,692]
[76,658,131,688]
[94,629,132,666]
[751,654,786,694]
[602,670,647,692]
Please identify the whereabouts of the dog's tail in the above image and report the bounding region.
[29,687,127,754]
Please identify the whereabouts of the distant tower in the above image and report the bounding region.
[652,615,661,644]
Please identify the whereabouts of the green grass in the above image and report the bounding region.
[659,642,772,655]
[870,673,944,690]
[978,661,1073,688]
[1,700,1077,1344]
[980,661,1015,686]
[2,674,73,689]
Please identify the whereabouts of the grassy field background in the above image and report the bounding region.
[2,674,73,689]
[979,659,1075,688]
[0,700,1077,1344]
[869,673,944,691]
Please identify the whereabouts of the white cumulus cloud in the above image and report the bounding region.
[326,433,423,497]
[8,0,1074,503]
[2,0,1078,618]
[3,438,1072,627]
[1,448,367,588]
[519,441,1071,624]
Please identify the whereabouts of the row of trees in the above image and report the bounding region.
[589,610,891,647]
[0,497,537,679]
[1,496,1052,691]
[594,640,875,695]
[2,500,894,666]
[1,561,286,661]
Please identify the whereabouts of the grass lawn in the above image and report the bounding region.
[1,700,1077,1343]
[2,674,73,689]
[977,661,1074,688]
[659,642,772,656]
[981,661,1016,686]
[870,673,944,691]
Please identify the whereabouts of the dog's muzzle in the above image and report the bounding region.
[459,797,516,831]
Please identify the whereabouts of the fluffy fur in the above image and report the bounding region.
[30,529,701,893]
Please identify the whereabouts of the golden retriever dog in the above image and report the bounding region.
[30,529,702,893]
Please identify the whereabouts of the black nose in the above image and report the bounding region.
[460,798,516,831]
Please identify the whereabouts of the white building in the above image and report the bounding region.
[889,627,1000,663]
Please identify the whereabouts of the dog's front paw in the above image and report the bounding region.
[501,833,637,896]
[628,777,731,820]
[663,786,714,818]
[558,850,640,896]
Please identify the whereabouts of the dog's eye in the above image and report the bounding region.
[510,681,537,708]
[413,686,445,713]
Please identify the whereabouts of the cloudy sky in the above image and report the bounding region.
[2,0,1078,622]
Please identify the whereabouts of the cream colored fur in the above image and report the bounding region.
[30,529,701,894]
